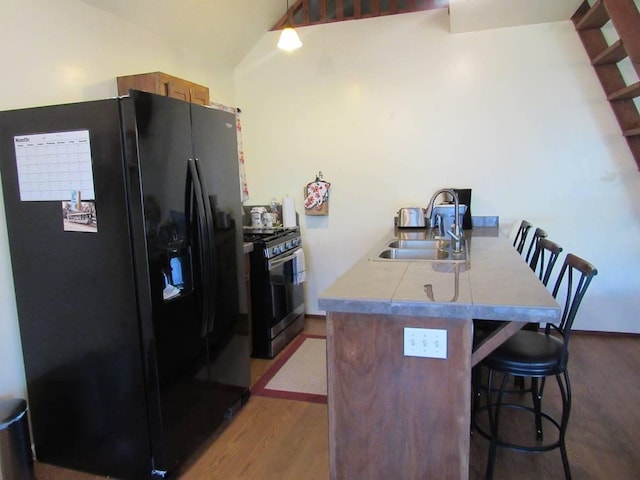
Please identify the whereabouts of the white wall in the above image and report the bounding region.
[0,0,237,398]
[235,10,640,333]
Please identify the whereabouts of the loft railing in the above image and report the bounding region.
[272,0,448,30]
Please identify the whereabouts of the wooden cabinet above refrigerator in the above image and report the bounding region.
[117,71,210,105]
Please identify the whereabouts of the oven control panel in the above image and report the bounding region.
[267,236,301,258]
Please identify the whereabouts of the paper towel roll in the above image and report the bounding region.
[282,196,297,227]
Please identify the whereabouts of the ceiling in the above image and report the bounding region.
[78,0,585,67]
[78,0,286,67]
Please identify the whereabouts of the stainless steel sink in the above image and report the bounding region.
[371,236,467,262]
[377,248,450,261]
[387,239,450,250]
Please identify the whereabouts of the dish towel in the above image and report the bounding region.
[293,248,306,285]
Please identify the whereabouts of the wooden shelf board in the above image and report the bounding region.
[608,81,640,101]
[592,40,627,65]
[623,126,640,137]
[576,0,609,30]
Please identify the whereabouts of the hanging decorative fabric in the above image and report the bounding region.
[210,102,250,203]
[304,171,331,216]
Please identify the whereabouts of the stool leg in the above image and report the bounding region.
[530,377,543,440]
[485,371,509,480]
[471,366,481,434]
[557,370,572,480]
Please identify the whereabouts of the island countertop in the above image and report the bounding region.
[318,226,560,323]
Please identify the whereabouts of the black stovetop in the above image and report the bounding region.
[242,226,299,243]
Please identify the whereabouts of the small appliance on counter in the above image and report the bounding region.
[396,207,427,228]
[395,188,472,231]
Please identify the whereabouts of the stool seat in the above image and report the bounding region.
[483,331,564,377]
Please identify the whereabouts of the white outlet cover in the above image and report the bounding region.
[403,327,447,359]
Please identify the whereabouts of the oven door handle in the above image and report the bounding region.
[268,249,299,271]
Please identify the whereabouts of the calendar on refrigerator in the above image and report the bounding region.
[13,129,95,202]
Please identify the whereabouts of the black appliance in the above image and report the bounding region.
[0,91,251,479]
[454,188,472,230]
[243,226,305,358]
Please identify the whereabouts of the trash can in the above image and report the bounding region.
[0,398,34,480]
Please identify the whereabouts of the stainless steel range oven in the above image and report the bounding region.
[244,227,305,358]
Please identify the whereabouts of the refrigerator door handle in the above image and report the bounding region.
[194,157,217,335]
[186,158,212,338]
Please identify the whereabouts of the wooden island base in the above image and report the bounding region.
[326,312,472,479]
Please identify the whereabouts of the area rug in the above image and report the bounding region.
[252,334,327,404]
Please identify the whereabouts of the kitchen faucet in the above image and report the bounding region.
[426,188,464,253]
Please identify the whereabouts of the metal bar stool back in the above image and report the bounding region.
[525,227,548,265]
[521,237,563,333]
[513,220,532,254]
[531,237,563,286]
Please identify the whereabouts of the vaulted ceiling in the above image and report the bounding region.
[78,0,583,68]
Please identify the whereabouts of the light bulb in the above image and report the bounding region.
[278,27,302,51]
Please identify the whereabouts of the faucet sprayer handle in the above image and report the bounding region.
[447,228,460,241]
[435,214,446,237]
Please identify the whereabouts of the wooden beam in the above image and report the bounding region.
[302,0,310,25]
[371,0,379,16]
[336,0,344,20]
[271,0,303,29]
[471,321,525,368]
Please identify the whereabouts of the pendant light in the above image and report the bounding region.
[277,0,302,51]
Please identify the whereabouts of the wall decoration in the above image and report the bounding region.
[304,171,330,216]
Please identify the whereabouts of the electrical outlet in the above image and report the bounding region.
[403,327,447,359]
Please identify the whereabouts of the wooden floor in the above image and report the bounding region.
[34,317,640,480]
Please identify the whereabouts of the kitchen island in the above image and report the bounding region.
[318,225,560,479]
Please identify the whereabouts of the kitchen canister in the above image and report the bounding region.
[250,207,267,227]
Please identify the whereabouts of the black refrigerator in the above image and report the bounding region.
[0,91,251,479]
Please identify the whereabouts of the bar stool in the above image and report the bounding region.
[530,238,563,286]
[522,230,551,333]
[473,253,598,480]
[472,238,564,409]
[512,220,532,254]
[524,236,562,329]
[524,227,548,266]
